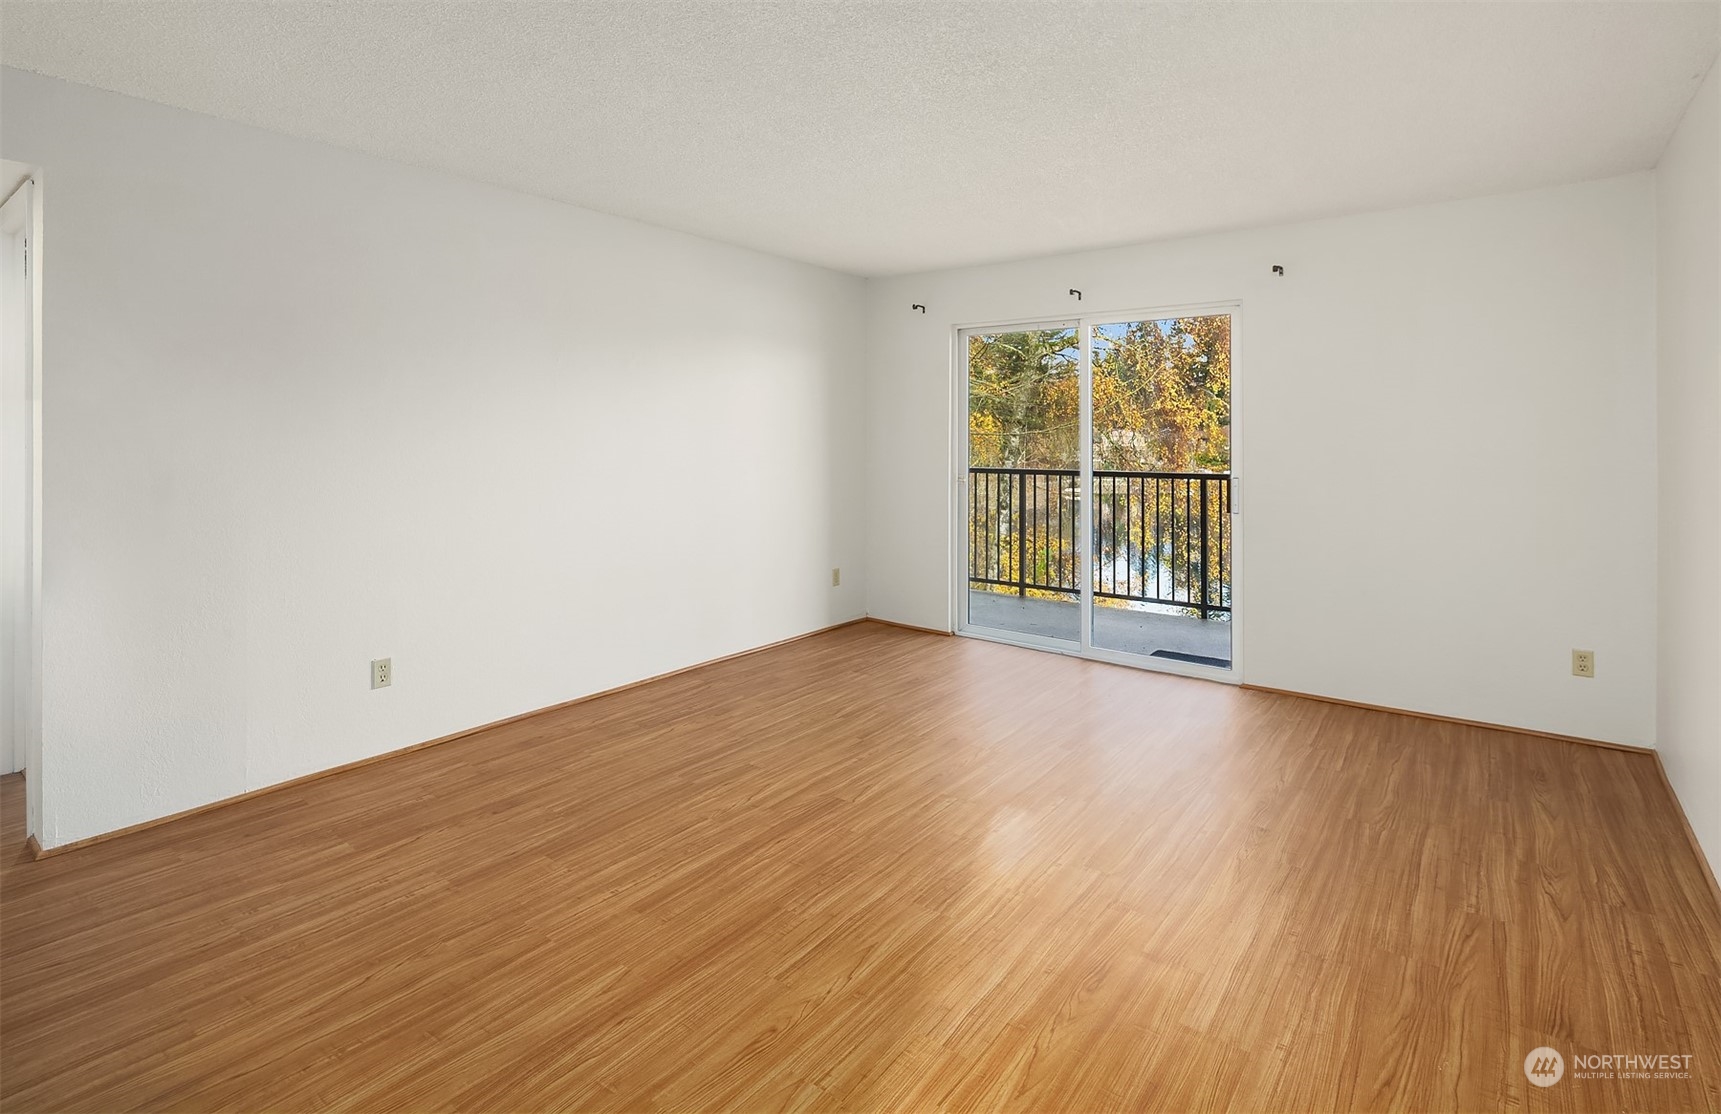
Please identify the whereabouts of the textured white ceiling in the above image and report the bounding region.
[3,1,1717,275]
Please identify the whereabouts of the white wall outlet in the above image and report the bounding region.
[831,567,841,587]
[371,657,392,689]
[1572,649,1595,678]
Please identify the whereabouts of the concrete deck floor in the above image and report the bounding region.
[967,590,1232,667]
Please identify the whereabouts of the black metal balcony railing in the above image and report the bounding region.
[968,467,1232,619]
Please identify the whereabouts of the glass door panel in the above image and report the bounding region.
[1088,315,1233,668]
[963,326,1081,647]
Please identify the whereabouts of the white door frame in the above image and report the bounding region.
[1,174,43,837]
[950,301,1243,685]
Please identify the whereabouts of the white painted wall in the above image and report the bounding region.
[0,68,867,849]
[1656,61,1721,870]
[866,175,1658,747]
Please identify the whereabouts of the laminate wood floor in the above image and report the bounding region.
[2,622,1718,1112]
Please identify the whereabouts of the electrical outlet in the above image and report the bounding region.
[1572,649,1595,679]
[831,567,841,587]
[371,657,392,689]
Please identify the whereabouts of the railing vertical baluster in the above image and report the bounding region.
[1119,476,1126,599]
[1221,476,1229,607]
[1107,476,1117,597]
[1119,475,1127,600]
[1108,475,1117,595]
[1180,478,1189,603]
[1133,476,1142,601]
[1141,476,1150,602]
[1131,476,1140,600]
[1036,473,1044,590]
[1095,475,1104,596]
[992,472,1000,583]
[1092,475,1101,596]
[1170,478,1184,602]
[1165,477,1172,602]
[1030,473,1039,589]
[988,471,995,585]
[1122,476,1131,601]
[1199,478,1209,619]
[1065,475,1073,591]
[1026,473,1035,591]
[1060,471,1073,595]
[1091,475,1100,597]
[1180,481,1187,608]
[1170,479,1178,603]
[1184,478,1192,604]
[970,471,984,585]
[1183,478,1192,604]
[1154,477,1162,601]
[1016,468,1027,596]
[994,470,1002,589]
[983,471,991,582]
[1089,474,1097,597]
[993,471,999,583]
[1169,479,1178,603]
[1093,475,1102,597]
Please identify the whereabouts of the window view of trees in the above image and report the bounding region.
[1092,315,1230,473]
[967,329,1080,469]
[966,316,1232,620]
[967,316,1230,472]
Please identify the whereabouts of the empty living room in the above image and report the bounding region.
[2,2,1719,1111]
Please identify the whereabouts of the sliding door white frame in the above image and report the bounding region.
[950,301,1244,685]
[950,316,1081,655]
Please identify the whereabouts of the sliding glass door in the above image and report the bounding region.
[1087,314,1233,669]
[959,307,1237,678]
[962,324,1081,649]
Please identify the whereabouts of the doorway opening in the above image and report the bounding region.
[957,307,1238,679]
[2,164,42,839]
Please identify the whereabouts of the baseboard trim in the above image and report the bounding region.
[1239,684,1654,755]
[1651,752,1721,922]
[863,616,954,636]
[28,616,869,861]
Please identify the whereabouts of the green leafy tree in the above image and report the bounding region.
[967,329,1078,468]
[1092,316,1230,472]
